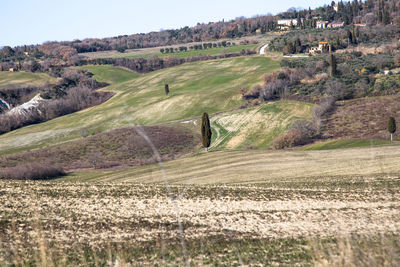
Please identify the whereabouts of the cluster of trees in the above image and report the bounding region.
[280,0,399,27]
[271,23,400,55]
[0,86,41,109]
[242,48,400,106]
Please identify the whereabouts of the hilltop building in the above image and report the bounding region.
[309,42,330,55]
[316,21,329,29]
[328,22,344,28]
[277,19,302,26]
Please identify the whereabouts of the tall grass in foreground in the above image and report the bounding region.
[2,226,400,266]
[312,235,400,266]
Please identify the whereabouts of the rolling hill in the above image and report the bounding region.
[0,56,280,155]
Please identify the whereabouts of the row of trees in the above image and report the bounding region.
[160,41,237,54]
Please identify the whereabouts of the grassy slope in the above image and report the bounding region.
[304,138,400,150]
[62,144,400,184]
[0,71,56,89]
[0,57,279,155]
[77,65,140,84]
[210,101,313,149]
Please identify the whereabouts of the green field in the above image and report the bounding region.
[80,43,261,60]
[126,44,259,59]
[304,138,400,150]
[0,56,279,155]
[0,71,57,89]
[76,65,140,84]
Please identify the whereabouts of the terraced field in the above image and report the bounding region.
[0,57,280,155]
[0,71,57,89]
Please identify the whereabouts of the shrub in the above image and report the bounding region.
[273,120,317,149]
[0,163,66,180]
[272,131,303,149]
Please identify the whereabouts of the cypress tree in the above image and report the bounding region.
[164,84,169,96]
[388,117,396,141]
[383,6,391,25]
[201,112,212,151]
[329,54,338,77]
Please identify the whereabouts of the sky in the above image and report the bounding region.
[1,0,333,47]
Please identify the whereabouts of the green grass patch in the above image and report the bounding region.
[73,65,140,84]
[128,44,258,59]
[0,71,56,89]
[304,138,400,150]
[80,44,258,60]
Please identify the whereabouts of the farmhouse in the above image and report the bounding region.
[328,22,344,28]
[277,19,299,26]
[310,42,330,55]
[316,21,329,29]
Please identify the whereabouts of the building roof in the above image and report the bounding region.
[329,22,344,25]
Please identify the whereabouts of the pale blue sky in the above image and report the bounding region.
[1,0,332,47]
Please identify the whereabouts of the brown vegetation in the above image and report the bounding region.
[322,95,400,140]
[0,126,199,171]
[0,163,65,180]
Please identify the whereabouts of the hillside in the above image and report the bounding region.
[322,95,400,140]
[0,57,279,155]
[0,125,199,171]
[62,144,400,184]
[0,71,56,89]
[210,101,313,149]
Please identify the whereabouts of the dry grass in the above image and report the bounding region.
[66,144,400,184]
[1,172,399,265]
